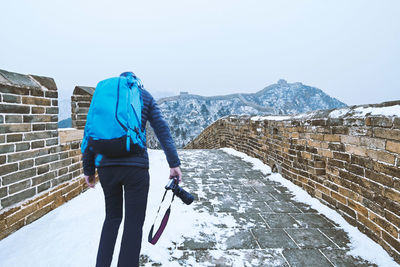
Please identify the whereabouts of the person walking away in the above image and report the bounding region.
[82,72,182,267]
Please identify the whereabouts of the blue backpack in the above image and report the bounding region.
[81,72,146,157]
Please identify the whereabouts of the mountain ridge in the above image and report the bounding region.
[148,79,347,148]
[58,79,347,148]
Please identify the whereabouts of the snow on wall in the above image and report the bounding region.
[186,100,400,263]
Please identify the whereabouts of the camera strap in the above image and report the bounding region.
[148,189,175,245]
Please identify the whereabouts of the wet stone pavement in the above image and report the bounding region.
[142,149,376,267]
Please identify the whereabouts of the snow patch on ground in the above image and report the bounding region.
[221,147,398,267]
[141,150,239,266]
[1,148,398,266]
[0,150,238,267]
[221,148,271,175]
[250,116,292,121]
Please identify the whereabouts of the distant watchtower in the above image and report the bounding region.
[277,79,287,85]
[180,91,189,95]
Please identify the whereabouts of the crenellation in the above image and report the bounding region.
[70,87,94,130]
[0,69,94,240]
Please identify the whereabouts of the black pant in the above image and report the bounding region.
[96,166,149,267]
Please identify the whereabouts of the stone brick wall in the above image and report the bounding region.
[71,86,94,129]
[0,69,92,240]
[186,101,400,263]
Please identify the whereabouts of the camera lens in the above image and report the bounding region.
[173,185,194,205]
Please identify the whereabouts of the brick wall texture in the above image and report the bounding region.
[2,67,399,263]
[186,105,400,263]
[0,69,92,240]
[71,86,94,130]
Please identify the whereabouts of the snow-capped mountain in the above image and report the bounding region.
[148,79,346,148]
[57,79,346,146]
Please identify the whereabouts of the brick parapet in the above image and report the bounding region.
[0,70,93,241]
[186,107,400,263]
[71,86,94,130]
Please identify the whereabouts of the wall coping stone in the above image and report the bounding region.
[59,129,84,144]
[73,86,94,96]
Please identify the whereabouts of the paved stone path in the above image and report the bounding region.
[142,149,376,266]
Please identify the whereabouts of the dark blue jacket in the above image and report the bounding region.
[82,88,180,176]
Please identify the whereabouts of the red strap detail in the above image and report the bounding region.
[148,207,171,245]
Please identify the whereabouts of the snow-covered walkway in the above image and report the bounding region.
[0,149,397,266]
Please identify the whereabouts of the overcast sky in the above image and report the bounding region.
[1,0,399,105]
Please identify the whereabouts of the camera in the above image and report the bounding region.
[165,177,194,205]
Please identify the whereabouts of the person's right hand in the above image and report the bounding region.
[84,175,96,188]
[169,167,182,183]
